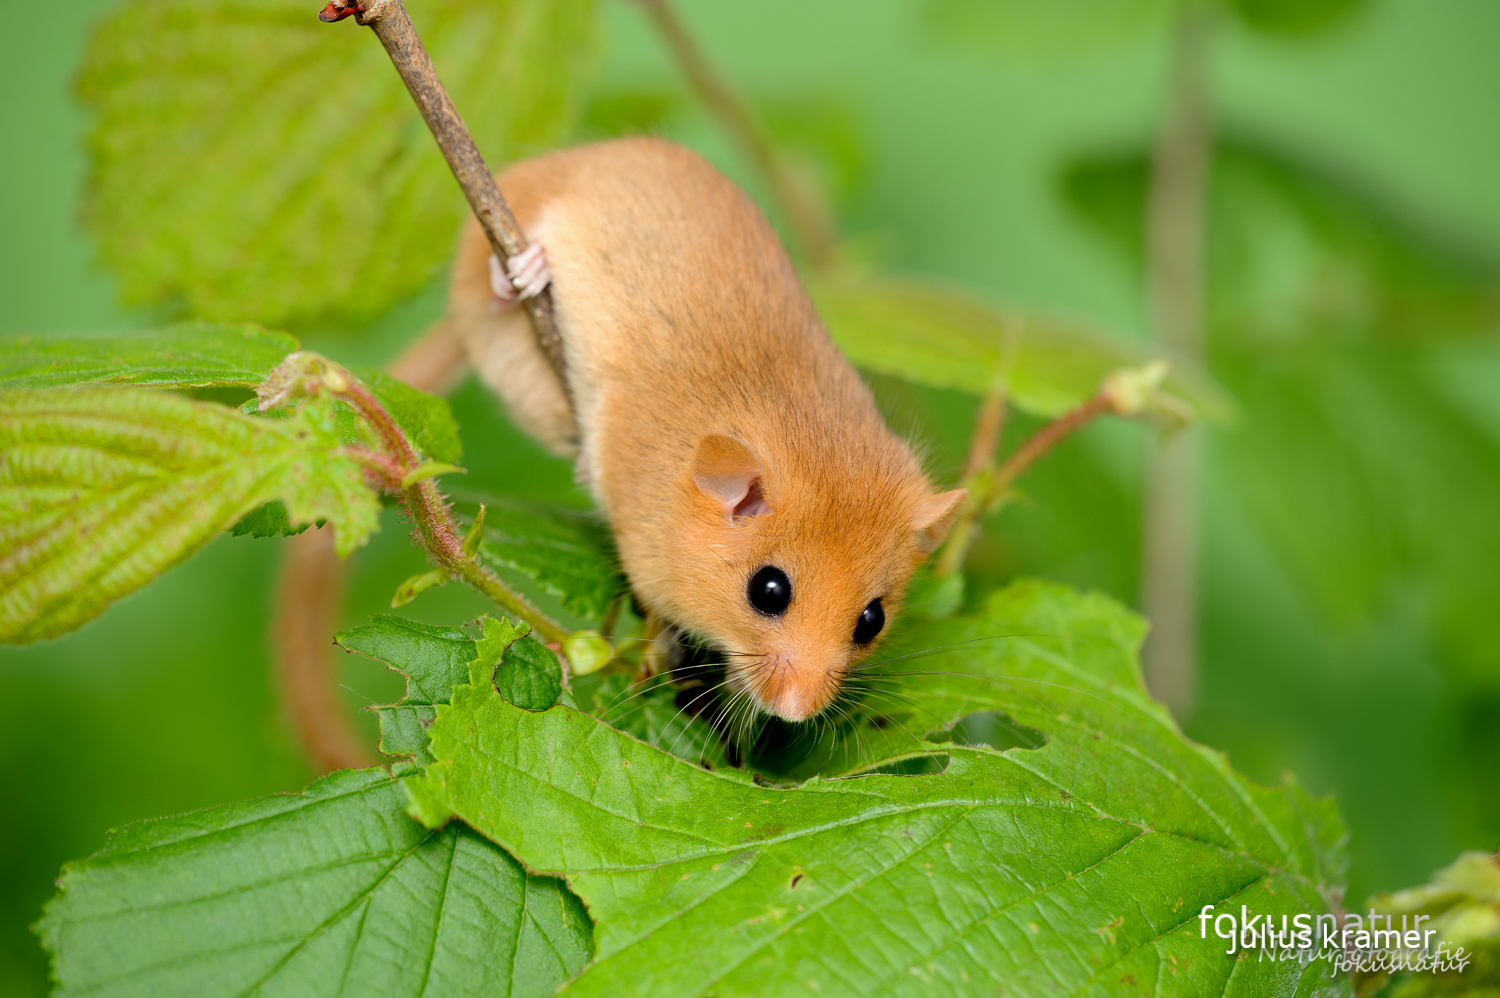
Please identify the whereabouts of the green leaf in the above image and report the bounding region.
[493,639,563,712]
[491,627,564,712]
[406,580,1352,996]
[1372,851,1500,996]
[459,492,626,622]
[77,0,602,326]
[1225,0,1366,37]
[1063,137,1500,682]
[38,767,593,998]
[229,499,311,539]
[357,369,462,465]
[811,271,1232,420]
[337,614,537,760]
[338,615,477,706]
[592,673,731,770]
[1060,138,1500,348]
[1,387,379,644]
[0,323,298,390]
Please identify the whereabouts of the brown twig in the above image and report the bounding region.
[632,0,838,268]
[1140,4,1213,718]
[320,0,576,433]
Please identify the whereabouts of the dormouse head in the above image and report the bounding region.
[672,433,966,723]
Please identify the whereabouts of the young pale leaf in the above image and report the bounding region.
[1371,851,1500,996]
[811,272,1232,420]
[458,493,625,622]
[0,323,298,390]
[0,387,379,644]
[38,767,592,998]
[407,581,1351,997]
[77,0,601,326]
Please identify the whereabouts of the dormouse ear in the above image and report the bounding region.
[911,489,967,553]
[693,435,771,523]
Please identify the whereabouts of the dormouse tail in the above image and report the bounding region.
[270,320,467,773]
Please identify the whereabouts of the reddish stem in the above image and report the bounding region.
[989,393,1112,505]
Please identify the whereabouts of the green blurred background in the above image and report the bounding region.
[3,0,1499,993]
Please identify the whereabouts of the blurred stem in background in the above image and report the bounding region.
[1142,2,1214,718]
[631,0,838,269]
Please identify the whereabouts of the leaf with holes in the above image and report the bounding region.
[811,272,1232,420]
[77,0,601,325]
[404,580,1352,997]
[0,387,379,644]
[0,324,298,390]
[37,767,593,998]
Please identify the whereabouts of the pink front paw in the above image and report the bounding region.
[488,243,552,308]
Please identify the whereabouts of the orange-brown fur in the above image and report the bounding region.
[450,138,963,721]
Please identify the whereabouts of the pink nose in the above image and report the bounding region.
[758,655,834,722]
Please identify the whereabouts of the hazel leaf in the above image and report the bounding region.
[0,323,298,390]
[406,580,1352,996]
[0,386,379,644]
[460,492,626,623]
[811,271,1233,420]
[77,0,602,325]
[37,768,593,998]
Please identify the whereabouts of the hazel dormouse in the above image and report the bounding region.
[449,137,965,722]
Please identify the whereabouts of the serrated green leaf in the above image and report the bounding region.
[406,580,1352,996]
[357,369,462,465]
[77,0,601,326]
[459,493,625,622]
[38,767,592,998]
[811,272,1233,420]
[1,387,379,644]
[0,323,298,390]
[337,614,476,705]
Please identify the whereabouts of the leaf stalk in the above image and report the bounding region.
[332,374,569,645]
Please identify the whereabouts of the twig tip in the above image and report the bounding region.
[317,1,363,22]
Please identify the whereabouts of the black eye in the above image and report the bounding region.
[853,598,885,645]
[747,566,792,616]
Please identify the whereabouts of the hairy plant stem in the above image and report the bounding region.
[1141,4,1213,718]
[632,0,838,268]
[319,0,577,434]
[935,392,1115,578]
[933,379,1008,579]
[337,378,569,645]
